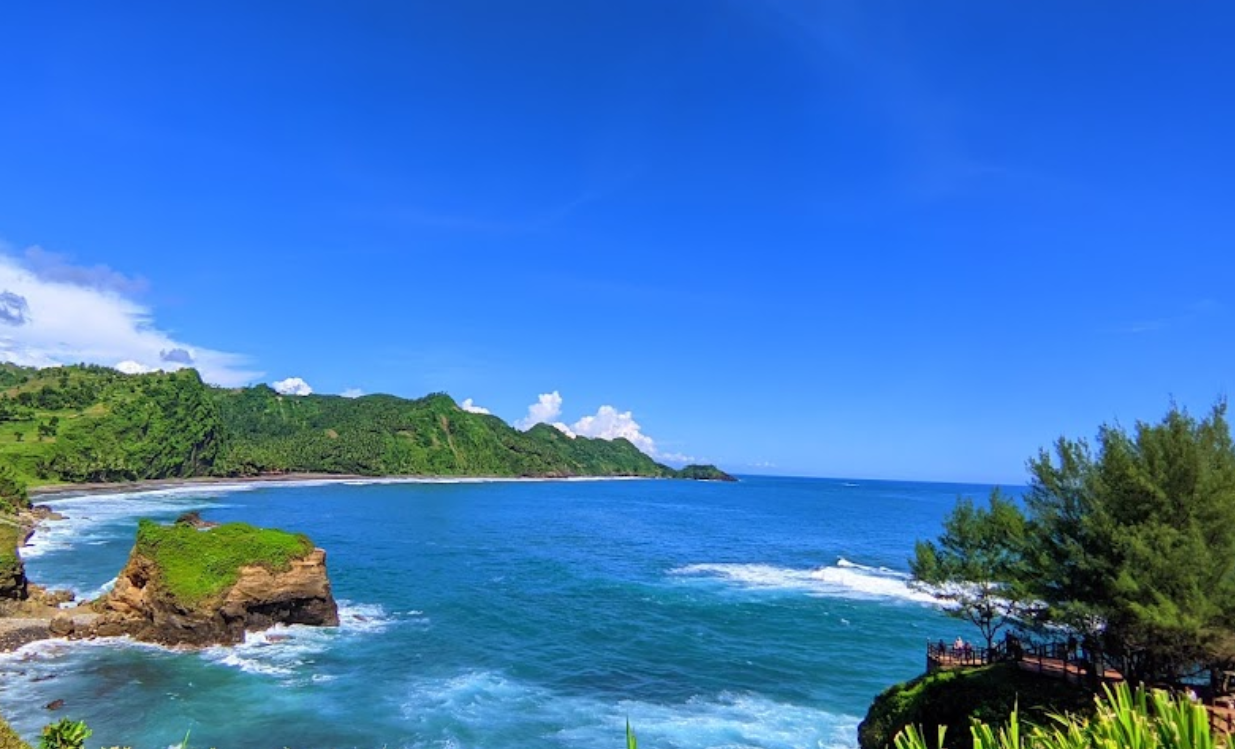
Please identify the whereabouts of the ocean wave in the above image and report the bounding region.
[669,559,941,605]
[400,669,859,749]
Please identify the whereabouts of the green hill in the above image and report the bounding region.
[0,363,728,486]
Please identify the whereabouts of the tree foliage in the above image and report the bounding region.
[912,489,1027,649]
[914,401,1235,685]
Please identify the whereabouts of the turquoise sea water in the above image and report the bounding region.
[2,476,996,749]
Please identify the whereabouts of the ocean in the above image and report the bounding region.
[1,476,997,749]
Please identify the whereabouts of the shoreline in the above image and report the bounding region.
[29,472,659,499]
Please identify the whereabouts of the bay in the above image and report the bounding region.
[2,476,999,749]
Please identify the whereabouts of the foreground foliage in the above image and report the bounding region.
[134,520,314,605]
[892,683,1218,749]
[913,402,1235,686]
[859,663,1091,749]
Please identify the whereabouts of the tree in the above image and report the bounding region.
[916,401,1235,686]
[0,463,28,514]
[1023,402,1235,684]
[912,489,1028,651]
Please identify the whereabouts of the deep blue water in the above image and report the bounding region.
[2,476,995,749]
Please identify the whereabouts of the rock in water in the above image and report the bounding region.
[95,520,339,647]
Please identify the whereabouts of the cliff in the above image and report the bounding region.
[95,519,338,646]
[858,663,1091,749]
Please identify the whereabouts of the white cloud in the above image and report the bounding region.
[272,377,313,396]
[115,360,154,375]
[515,391,563,430]
[516,390,693,462]
[460,398,490,415]
[0,244,258,386]
[341,388,364,399]
[571,405,657,454]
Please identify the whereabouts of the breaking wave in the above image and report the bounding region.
[669,558,941,605]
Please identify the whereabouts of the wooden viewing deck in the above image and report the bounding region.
[927,639,1235,736]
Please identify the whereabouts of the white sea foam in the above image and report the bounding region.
[24,487,245,561]
[399,669,859,749]
[669,559,942,605]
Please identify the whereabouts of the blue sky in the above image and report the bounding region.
[0,1,1232,483]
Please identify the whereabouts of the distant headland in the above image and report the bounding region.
[0,363,735,487]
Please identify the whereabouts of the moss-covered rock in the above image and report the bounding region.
[0,714,32,749]
[0,521,27,601]
[97,519,338,646]
[858,664,1092,749]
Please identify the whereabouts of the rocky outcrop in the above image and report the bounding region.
[96,546,339,647]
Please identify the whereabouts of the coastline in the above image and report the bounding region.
[28,472,658,499]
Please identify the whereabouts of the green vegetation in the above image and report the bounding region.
[37,720,90,749]
[674,464,737,481]
[134,520,313,606]
[912,489,1027,650]
[912,401,1235,686]
[0,363,727,486]
[859,663,1091,749]
[0,519,24,600]
[892,683,1216,749]
[0,714,32,749]
[0,463,27,599]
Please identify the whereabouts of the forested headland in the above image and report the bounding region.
[0,363,733,486]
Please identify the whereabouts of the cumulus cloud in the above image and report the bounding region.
[341,388,364,399]
[515,390,693,462]
[115,360,154,375]
[515,391,564,430]
[460,398,490,415]
[272,377,313,396]
[0,291,30,326]
[571,405,656,454]
[0,244,258,386]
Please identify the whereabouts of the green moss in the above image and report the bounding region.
[858,663,1092,749]
[134,519,314,606]
[0,521,24,598]
[0,713,31,749]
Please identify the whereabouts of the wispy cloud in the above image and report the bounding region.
[746,1,1004,198]
[0,242,258,385]
[1107,299,1223,335]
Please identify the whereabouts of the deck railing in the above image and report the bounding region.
[925,640,1009,670]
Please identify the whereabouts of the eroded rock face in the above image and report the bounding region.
[97,548,339,647]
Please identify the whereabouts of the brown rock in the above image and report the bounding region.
[48,613,75,637]
[96,548,339,647]
[45,699,64,711]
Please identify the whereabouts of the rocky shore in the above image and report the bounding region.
[1,506,339,652]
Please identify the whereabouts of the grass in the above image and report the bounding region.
[134,520,314,606]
